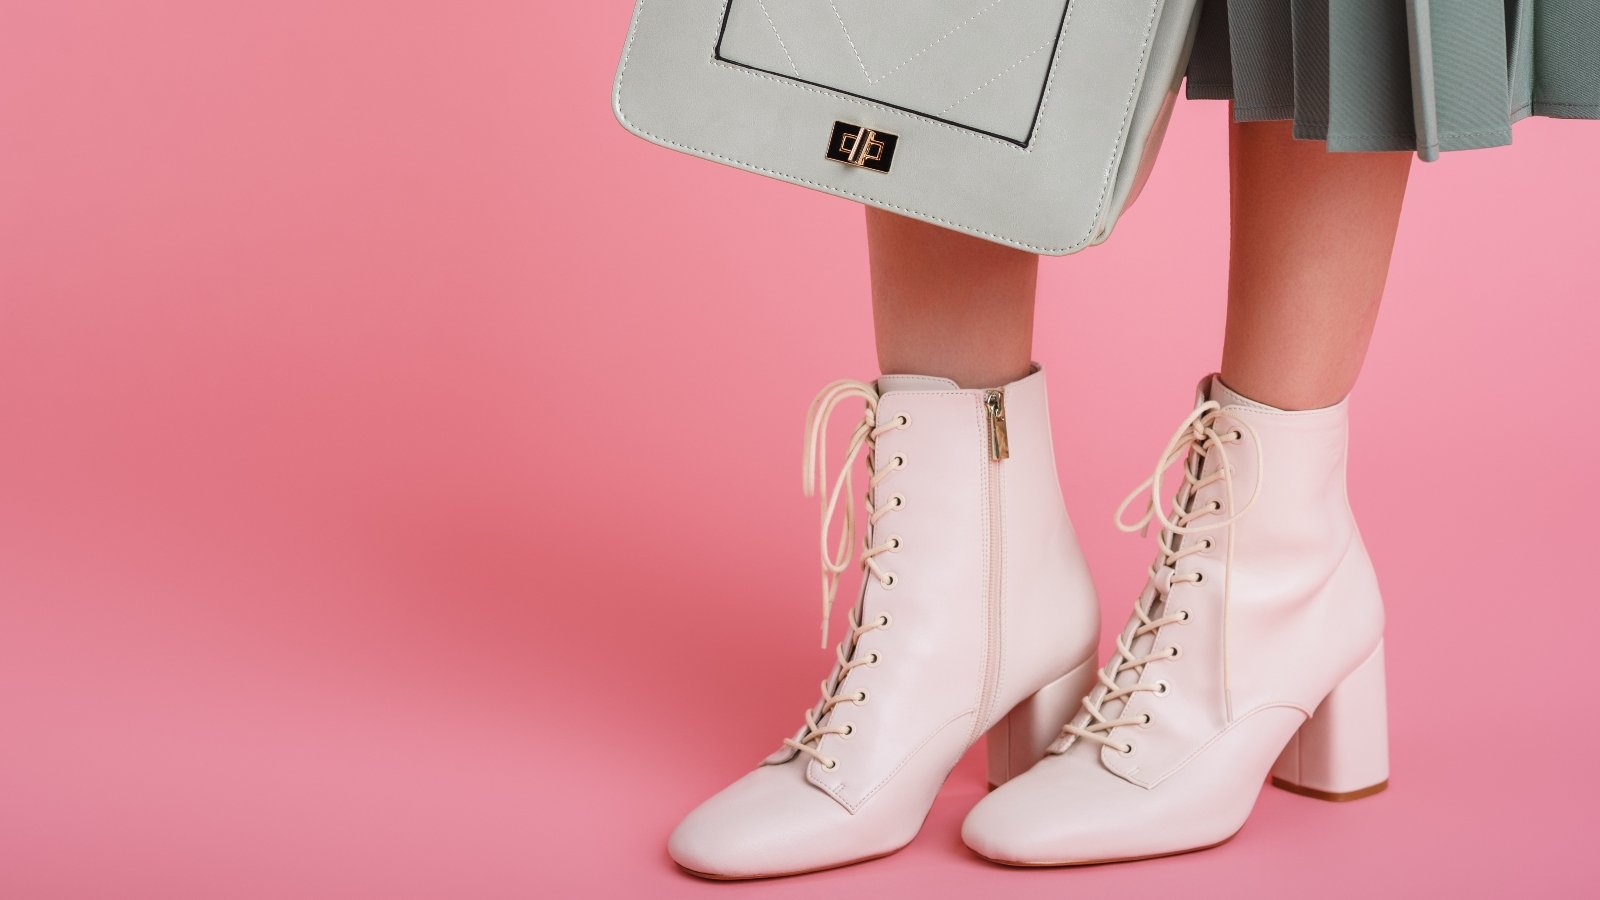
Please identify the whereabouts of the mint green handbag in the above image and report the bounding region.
[613,1,1203,255]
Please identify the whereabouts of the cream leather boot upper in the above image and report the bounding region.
[963,375,1387,866]
[669,365,1099,879]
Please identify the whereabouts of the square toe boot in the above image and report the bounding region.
[668,365,1100,879]
[962,375,1388,866]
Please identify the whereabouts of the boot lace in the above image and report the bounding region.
[779,380,910,769]
[1060,398,1262,754]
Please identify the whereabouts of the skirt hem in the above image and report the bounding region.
[1197,86,1546,157]
[1530,100,1600,119]
[1184,0,1600,160]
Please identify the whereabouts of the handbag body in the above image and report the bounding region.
[613,1,1202,255]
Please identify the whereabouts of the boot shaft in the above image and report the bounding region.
[786,365,1098,808]
[1075,376,1384,788]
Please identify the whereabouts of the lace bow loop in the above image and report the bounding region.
[1113,400,1264,538]
[801,380,881,648]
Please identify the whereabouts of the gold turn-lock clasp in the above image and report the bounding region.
[826,121,898,173]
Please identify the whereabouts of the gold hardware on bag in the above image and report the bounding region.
[826,121,897,173]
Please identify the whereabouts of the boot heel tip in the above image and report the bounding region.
[1270,776,1388,802]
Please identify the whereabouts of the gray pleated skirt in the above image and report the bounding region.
[1186,0,1600,160]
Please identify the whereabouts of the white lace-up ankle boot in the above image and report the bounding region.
[962,375,1388,866]
[668,364,1100,879]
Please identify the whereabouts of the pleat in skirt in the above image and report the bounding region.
[1186,0,1600,160]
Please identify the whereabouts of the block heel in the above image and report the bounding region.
[1271,639,1390,802]
[986,655,1096,789]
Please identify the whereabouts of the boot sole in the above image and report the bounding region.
[675,847,903,881]
[973,776,1388,868]
[1270,776,1389,802]
[973,831,1238,868]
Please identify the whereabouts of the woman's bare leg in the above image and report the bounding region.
[867,208,1038,388]
[1222,118,1411,410]
[867,116,1409,400]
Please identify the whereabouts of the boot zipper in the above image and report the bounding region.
[985,390,1009,460]
[974,389,1008,739]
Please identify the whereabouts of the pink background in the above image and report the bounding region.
[3,3,1596,897]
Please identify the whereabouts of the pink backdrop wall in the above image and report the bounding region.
[2,3,1595,897]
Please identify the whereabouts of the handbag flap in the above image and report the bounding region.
[614,0,1201,255]
[718,1,1072,145]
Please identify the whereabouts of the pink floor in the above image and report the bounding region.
[2,4,1596,897]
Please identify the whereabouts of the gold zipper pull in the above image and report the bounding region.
[985,390,1009,460]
